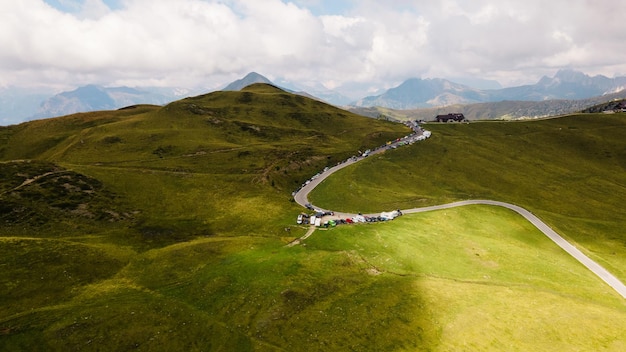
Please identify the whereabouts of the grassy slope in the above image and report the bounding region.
[3,207,624,351]
[1,85,408,241]
[2,93,625,351]
[306,206,626,350]
[310,114,626,283]
[1,85,430,350]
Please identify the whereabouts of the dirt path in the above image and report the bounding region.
[1,170,69,196]
[286,226,316,247]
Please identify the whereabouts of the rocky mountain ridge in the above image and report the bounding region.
[354,69,626,109]
[2,69,626,125]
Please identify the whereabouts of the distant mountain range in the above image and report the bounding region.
[29,85,193,120]
[2,69,626,125]
[353,69,626,110]
[349,89,626,121]
[0,86,54,125]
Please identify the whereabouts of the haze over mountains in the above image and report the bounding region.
[2,69,626,125]
[349,90,626,122]
[0,86,52,124]
[354,69,626,109]
[30,85,194,120]
[0,85,196,125]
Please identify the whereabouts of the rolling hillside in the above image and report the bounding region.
[0,84,415,350]
[1,84,408,241]
[2,90,625,351]
[310,113,626,283]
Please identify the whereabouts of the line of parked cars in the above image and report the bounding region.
[296,210,402,227]
[292,120,429,226]
[319,211,403,228]
[291,125,430,198]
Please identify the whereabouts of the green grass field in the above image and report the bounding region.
[0,84,408,244]
[1,86,625,351]
[2,207,624,351]
[310,114,626,284]
[305,206,626,350]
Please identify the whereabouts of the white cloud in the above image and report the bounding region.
[78,0,111,19]
[1,0,626,94]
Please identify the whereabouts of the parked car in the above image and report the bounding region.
[297,214,303,224]
[353,214,366,223]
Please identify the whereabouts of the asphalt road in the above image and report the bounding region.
[293,139,626,300]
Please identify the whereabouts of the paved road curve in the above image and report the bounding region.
[293,145,626,299]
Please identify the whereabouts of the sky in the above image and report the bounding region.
[2,0,626,97]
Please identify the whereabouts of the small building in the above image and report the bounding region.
[435,113,465,122]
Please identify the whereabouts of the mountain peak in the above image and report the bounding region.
[554,69,590,82]
[354,77,483,109]
[243,72,267,80]
[223,72,273,91]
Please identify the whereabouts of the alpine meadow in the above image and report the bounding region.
[1,84,625,351]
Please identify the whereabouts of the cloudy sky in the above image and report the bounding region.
[2,0,626,96]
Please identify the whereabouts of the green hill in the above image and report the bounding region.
[2,88,625,351]
[0,84,408,243]
[310,114,626,283]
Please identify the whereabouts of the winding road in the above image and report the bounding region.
[293,134,626,299]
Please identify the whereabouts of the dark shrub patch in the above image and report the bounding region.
[102,136,123,144]
[237,92,253,103]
